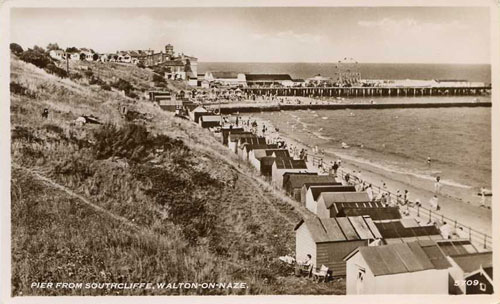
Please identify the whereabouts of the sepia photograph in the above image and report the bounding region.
[1,0,498,303]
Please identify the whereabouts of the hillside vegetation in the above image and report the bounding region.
[10,52,345,295]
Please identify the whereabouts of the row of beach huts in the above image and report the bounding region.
[184,105,493,295]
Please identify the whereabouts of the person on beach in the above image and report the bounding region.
[480,187,486,208]
[366,185,374,202]
[427,156,432,167]
[403,190,409,205]
[429,195,440,210]
[344,172,351,184]
[396,190,402,205]
[434,176,442,195]
[332,161,339,176]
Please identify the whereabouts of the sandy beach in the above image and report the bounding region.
[236,114,492,240]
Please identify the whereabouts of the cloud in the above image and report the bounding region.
[252,30,323,44]
[358,18,469,32]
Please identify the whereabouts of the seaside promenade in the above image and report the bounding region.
[206,113,492,251]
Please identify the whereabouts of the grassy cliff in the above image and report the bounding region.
[10,54,345,296]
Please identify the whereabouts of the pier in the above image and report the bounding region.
[242,86,491,98]
[210,101,492,114]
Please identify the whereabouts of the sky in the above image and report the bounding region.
[10,7,491,64]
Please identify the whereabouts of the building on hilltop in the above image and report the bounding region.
[49,49,66,61]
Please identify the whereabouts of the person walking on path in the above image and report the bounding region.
[332,161,339,177]
[434,176,442,195]
[403,190,409,205]
[366,184,374,202]
[480,187,487,208]
[429,195,440,211]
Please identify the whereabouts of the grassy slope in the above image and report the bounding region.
[10,55,345,295]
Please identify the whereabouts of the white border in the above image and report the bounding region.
[1,1,498,304]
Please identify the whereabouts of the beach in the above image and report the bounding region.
[242,111,492,237]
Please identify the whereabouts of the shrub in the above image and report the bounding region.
[69,73,82,80]
[100,83,111,91]
[83,70,93,78]
[153,73,165,83]
[10,82,28,96]
[45,63,68,78]
[10,43,24,55]
[19,48,52,69]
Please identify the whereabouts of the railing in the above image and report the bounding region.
[308,154,492,251]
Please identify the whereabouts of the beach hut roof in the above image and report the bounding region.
[228,133,256,142]
[239,137,267,145]
[253,149,291,160]
[347,240,451,276]
[243,144,278,152]
[192,106,208,113]
[273,158,307,169]
[449,252,492,273]
[284,174,340,190]
[374,220,441,239]
[294,216,381,243]
[312,186,358,201]
[200,115,221,122]
[435,239,478,256]
[337,206,402,221]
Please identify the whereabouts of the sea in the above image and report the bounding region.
[200,62,491,195]
[198,62,491,83]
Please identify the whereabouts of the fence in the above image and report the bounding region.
[310,155,492,251]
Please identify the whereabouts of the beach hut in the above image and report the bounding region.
[220,127,244,145]
[282,174,339,201]
[236,137,267,156]
[271,158,308,189]
[295,216,382,277]
[248,149,290,169]
[238,143,278,160]
[189,105,208,123]
[447,252,493,294]
[305,186,357,215]
[344,240,451,295]
[374,220,443,244]
[199,115,221,128]
[301,182,349,206]
[228,133,255,153]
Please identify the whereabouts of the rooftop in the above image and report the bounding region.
[245,74,293,81]
[351,240,452,276]
[284,174,338,190]
[295,216,381,243]
[449,252,492,274]
[338,206,402,221]
[311,186,357,201]
[374,220,441,239]
[274,158,308,169]
[435,239,478,256]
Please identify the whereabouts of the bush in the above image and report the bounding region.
[100,83,111,91]
[19,48,52,69]
[69,73,82,80]
[45,63,68,78]
[153,73,165,83]
[10,82,28,96]
[83,70,93,78]
[10,43,24,55]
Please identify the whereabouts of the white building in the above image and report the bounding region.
[344,240,451,295]
[204,72,247,87]
[304,186,358,215]
[49,49,66,61]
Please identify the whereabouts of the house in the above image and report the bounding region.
[271,158,309,189]
[67,52,81,61]
[204,71,247,87]
[220,127,245,145]
[337,206,402,221]
[49,49,66,61]
[374,220,443,244]
[228,133,256,153]
[237,137,267,152]
[344,240,451,294]
[447,252,493,294]
[238,143,278,161]
[117,52,132,63]
[199,115,221,128]
[80,48,96,61]
[282,174,339,202]
[99,54,109,62]
[295,216,382,277]
[305,186,357,215]
[245,74,293,87]
[189,105,209,123]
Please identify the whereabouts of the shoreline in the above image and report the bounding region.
[246,115,492,236]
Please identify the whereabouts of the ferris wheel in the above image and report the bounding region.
[335,57,361,85]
